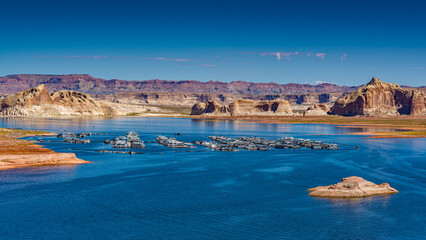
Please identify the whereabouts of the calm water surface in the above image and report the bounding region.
[0,117,424,239]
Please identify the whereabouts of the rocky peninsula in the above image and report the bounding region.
[308,176,398,198]
[0,128,88,170]
[0,84,157,117]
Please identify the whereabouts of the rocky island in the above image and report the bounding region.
[308,176,398,198]
[0,128,88,170]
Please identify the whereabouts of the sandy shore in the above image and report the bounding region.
[0,128,89,170]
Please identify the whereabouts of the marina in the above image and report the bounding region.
[56,131,342,152]
[63,137,91,144]
[203,135,339,151]
[106,131,146,149]
[156,136,195,148]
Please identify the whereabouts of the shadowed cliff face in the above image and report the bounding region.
[0,74,357,95]
[330,78,426,116]
[0,84,53,109]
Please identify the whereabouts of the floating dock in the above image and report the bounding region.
[106,132,146,149]
[156,136,195,148]
[204,136,338,151]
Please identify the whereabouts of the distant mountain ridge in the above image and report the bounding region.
[0,74,358,95]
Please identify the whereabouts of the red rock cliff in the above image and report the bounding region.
[330,77,426,116]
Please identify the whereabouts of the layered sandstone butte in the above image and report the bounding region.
[308,176,398,198]
[0,84,117,116]
[229,99,293,116]
[303,104,330,116]
[0,74,357,95]
[190,99,293,116]
[95,92,344,107]
[330,77,426,116]
[191,101,230,115]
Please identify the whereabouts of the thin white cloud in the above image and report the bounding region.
[315,53,326,59]
[148,57,205,62]
[313,80,326,84]
[260,52,299,60]
[259,51,328,60]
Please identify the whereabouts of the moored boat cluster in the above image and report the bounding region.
[105,131,146,149]
[57,132,92,144]
[156,136,195,148]
[194,136,338,151]
[56,131,339,152]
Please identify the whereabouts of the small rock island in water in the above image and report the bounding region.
[308,176,398,198]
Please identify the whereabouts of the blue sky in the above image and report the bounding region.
[1,0,425,86]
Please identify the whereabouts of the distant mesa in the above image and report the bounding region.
[191,77,426,117]
[1,75,424,117]
[330,77,426,116]
[96,91,344,108]
[0,74,356,95]
[0,84,117,116]
[191,99,293,116]
[308,176,398,198]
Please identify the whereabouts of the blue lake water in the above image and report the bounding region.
[0,117,425,239]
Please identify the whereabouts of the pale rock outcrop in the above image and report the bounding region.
[190,100,230,115]
[303,104,330,116]
[0,153,87,170]
[190,99,293,116]
[0,128,88,170]
[0,85,117,116]
[229,99,293,116]
[330,77,426,116]
[190,102,207,115]
[96,92,344,108]
[308,176,398,198]
[51,90,106,115]
[0,84,53,109]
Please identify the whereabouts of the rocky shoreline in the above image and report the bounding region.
[0,128,88,170]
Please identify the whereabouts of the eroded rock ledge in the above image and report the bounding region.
[0,128,88,170]
[308,176,398,198]
[330,77,426,116]
[191,99,293,116]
